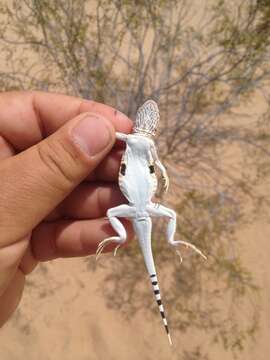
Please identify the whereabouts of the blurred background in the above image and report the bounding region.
[0,1,269,359]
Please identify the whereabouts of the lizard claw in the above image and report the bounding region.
[171,240,207,262]
[176,249,183,264]
[96,237,122,260]
[113,244,121,257]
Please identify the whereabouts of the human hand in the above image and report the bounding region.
[0,91,133,326]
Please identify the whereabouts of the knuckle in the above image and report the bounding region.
[36,140,77,192]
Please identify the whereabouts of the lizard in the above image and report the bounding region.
[96,99,206,345]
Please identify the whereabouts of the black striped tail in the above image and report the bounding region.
[150,273,172,345]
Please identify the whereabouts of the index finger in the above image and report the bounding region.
[0,91,133,151]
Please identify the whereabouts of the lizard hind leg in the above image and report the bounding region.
[147,203,207,263]
[96,204,135,260]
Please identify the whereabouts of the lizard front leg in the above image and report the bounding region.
[147,203,207,263]
[150,142,169,192]
[96,204,136,259]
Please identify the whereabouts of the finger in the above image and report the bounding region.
[46,182,127,221]
[0,236,28,296]
[0,270,25,327]
[31,218,133,261]
[86,147,122,182]
[19,243,38,275]
[0,112,116,247]
[0,136,15,160]
[0,91,132,150]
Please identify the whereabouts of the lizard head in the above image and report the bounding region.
[133,100,159,137]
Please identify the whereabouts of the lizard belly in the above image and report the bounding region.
[119,160,157,206]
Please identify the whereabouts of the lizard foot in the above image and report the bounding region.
[170,240,207,263]
[96,237,122,260]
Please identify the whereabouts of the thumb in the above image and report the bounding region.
[0,112,115,246]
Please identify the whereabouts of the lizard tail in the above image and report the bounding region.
[134,218,172,345]
[150,273,172,346]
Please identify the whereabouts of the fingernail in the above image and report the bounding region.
[72,114,113,156]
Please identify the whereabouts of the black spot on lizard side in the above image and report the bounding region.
[149,165,155,174]
[120,163,126,176]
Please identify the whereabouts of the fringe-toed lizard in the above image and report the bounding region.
[96,100,206,345]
